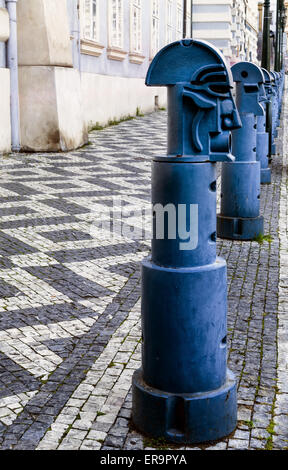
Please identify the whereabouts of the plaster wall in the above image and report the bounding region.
[0,68,11,153]
[81,72,166,129]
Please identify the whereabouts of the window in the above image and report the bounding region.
[130,0,142,53]
[176,0,183,39]
[151,0,160,57]
[81,0,99,42]
[166,0,173,44]
[109,0,124,49]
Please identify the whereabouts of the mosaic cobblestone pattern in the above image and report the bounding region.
[0,104,287,450]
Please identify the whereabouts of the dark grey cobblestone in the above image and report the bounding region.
[0,105,286,450]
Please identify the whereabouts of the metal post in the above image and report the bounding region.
[275,0,280,71]
[262,1,272,160]
[280,2,287,70]
[262,0,271,71]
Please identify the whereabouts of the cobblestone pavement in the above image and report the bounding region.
[0,98,287,451]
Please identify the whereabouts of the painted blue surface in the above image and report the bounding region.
[257,69,271,184]
[217,61,265,241]
[132,39,238,444]
[262,68,273,161]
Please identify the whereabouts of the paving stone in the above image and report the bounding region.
[0,106,286,451]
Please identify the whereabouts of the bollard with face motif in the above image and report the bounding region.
[217,61,265,241]
[262,68,273,162]
[257,68,271,184]
[270,71,278,155]
[132,39,239,444]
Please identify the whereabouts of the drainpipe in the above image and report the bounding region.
[72,0,81,72]
[6,0,20,152]
[0,0,6,67]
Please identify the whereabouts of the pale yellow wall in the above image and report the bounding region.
[0,68,11,153]
[19,66,87,152]
[17,0,73,66]
[0,7,9,42]
[17,0,87,152]
[0,6,11,153]
[246,0,259,32]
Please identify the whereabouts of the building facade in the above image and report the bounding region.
[70,0,192,139]
[0,1,286,154]
[0,0,194,153]
[192,0,260,64]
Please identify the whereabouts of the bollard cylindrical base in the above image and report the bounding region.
[217,214,264,240]
[132,368,237,444]
[256,131,270,184]
[132,256,237,444]
[261,168,271,184]
[217,160,264,240]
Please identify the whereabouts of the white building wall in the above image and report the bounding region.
[192,0,232,59]
[0,4,11,154]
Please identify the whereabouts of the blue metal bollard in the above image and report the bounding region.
[270,72,278,155]
[262,68,273,163]
[257,69,271,184]
[132,39,240,444]
[217,61,264,240]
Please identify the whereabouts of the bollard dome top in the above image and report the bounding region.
[231,62,265,116]
[231,61,265,85]
[262,68,271,84]
[146,39,234,87]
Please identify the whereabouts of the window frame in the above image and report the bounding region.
[150,0,160,58]
[80,0,100,43]
[166,0,173,44]
[130,0,142,54]
[80,0,104,57]
[176,0,183,40]
[108,0,124,50]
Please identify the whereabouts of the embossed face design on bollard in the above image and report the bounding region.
[262,68,273,161]
[146,39,241,160]
[132,40,238,445]
[231,61,265,116]
[183,64,242,154]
